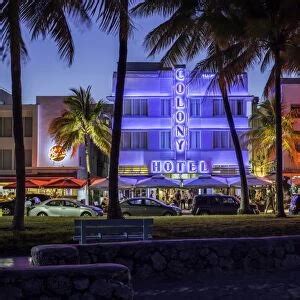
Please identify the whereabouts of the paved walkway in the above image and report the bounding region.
[134,268,300,300]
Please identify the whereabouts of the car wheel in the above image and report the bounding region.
[2,207,12,216]
[163,212,174,216]
[123,212,131,218]
[37,212,48,217]
[81,212,92,217]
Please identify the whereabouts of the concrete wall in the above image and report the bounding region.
[0,263,133,299]
[32,236,300,280]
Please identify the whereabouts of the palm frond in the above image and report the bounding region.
[24,0,90,66]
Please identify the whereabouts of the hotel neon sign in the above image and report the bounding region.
[150,67,210,174]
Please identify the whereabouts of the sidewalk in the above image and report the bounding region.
[134,268,300,299]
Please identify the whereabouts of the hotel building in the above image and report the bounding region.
[109,62,255,178]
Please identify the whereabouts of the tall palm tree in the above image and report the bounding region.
[0,0,26,230]
[248,98,300,170]
[0,0,90,230]
[218,0,300,217]
[133,0,252,213]
[49,86,111,200]
[134,0,300,217]
[87,0,133,219]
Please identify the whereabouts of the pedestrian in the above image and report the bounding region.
[32,196,41,205]
[150,190,154,198]
[264,186,275,214]
[173,197,179,207]
[25,197,32,216]
[175,190,182,208]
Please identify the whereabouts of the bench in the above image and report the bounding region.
[74,219,153,244]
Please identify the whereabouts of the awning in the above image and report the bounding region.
[183,176,228,188]
[227,175,271,187]
[136,175,180,188]
[3,179,50,189]
[43,177,86,189]
[90,177,137,190]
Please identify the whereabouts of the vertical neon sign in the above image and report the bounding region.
[174,67,188,160]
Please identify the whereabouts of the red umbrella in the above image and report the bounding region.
[3,179,48,189]
[43,177,86,189]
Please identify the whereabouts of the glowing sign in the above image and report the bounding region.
[49,145,67,162]
[151,160,209,174]
[174,68,188,157]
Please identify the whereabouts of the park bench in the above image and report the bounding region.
[74,218,153,244]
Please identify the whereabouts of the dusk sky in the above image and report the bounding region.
[0,16,271,104]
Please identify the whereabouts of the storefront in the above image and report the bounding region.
[0,91,109,201]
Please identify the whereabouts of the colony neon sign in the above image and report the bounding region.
[150,67,210,174]
[174,68,187,156]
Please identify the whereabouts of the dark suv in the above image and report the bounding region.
[192,194,259,215]
[289,194,300,215]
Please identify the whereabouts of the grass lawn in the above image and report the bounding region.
[0,215,300,256]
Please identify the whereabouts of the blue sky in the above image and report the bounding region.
[0,16,271,104]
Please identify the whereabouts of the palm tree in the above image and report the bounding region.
[248,98,300,172]
[0,0,26,230]
[87,0,133,219]
[0,0,90,230]
[133,0,252,213]
[49,86,111,200]
[217,0,300,217]
[135,0,300,217]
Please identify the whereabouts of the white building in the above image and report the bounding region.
[109,62,254,178]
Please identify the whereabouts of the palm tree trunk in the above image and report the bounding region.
[108,0,129,219]
[219,81,251,213]
[10,0,26,230]
[84,135,91,204]
[274,48,286,218]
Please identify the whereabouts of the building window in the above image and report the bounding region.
[121,132,147,150]
[213,131,230,149]
[213,131,247,149]
[236,100,244,116]
[0,117,12,137]
[123,99,148,116]
[161,99,171,116]
[189,131,201,149]
[190,99,201,116]
[24,117,33,137]
[160,131,171,149]
[213,99,245,116]
[213,99,225,116]
[291,105,300,118]
[25,149,32,167]
[0,149,12,170]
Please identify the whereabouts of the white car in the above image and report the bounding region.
[29,198,103,217]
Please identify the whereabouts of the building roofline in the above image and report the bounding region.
[281,77,300,84]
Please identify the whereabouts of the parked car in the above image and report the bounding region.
[120,197,182,217]
[29,198,103,217]
[289,194,300,215]
[0,199,15,216]
[191,194,259,215]
[0,194,51,216]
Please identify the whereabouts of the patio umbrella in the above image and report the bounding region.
[3,179,49,189]
[43,177,86,189]
[228,175,271,188]
[90,177,137,190]
[135,175,180,188]
[183,176,228,188]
